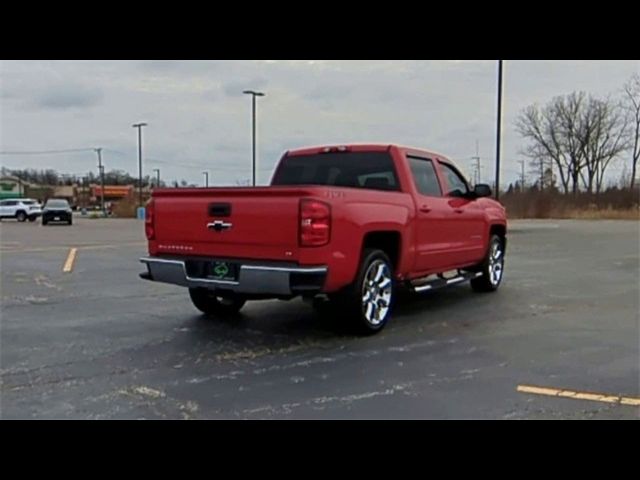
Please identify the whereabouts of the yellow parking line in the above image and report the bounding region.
[517,384,640,406]
[62,248,78,273]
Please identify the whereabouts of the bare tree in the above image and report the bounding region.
[622,74,640,190]
[579,96,628,195]
[526,155,554,191]
[516,92,628,195]
[554,92,588,193]
[516,99,577,194]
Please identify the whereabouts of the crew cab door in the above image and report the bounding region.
[437,161,486,264]
[406,155,461,272]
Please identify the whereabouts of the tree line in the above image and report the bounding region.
[0,167,199,188]
[0,167,248,189]
[516,73,640,194]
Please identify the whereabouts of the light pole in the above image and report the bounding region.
[203,171,209,188]
[94,148,106,216]
[16,172,22,197]
[495,60,504,200]
[132,122,148,207]
[153,168,160,188]
[242,90,265,186]
[83,176,88,209]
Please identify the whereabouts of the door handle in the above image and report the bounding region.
[419,205,431,213]
[454,208,464,214]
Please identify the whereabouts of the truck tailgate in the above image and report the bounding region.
[151,187,316,261]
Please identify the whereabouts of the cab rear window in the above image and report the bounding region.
[272,152,400,191]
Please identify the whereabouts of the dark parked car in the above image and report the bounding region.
[42,199,73,225]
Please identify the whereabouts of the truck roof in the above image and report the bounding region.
[286,143,452,161]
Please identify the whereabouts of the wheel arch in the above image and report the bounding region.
[361,230,402,271]
[489,223,507,249]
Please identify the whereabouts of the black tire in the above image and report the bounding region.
[333,248,396,334]
[42,219,48,226]
[16,211,27,222]
[68,218,73,225]
[470,234,505,292]
[188,288,246,317]
[28,216,37,222]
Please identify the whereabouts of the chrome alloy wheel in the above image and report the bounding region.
[488,240,504,286]
[361,259,393,326]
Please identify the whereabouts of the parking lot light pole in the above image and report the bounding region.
[495,60,504,201]
[16,172,23,197]
[83,176,88,209]
[203,171,209,188]
[132,122,148,207]
[94,148,106,216]
[153,168,160,188]
[242,90,265,186]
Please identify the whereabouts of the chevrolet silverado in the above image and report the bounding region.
[140,144,507,333]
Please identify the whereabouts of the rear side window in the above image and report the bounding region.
[407,156,442,197]
[272,152,400,192]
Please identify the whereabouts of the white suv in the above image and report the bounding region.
[0,198,43,222]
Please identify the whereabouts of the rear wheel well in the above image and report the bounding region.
[362,231,401,270]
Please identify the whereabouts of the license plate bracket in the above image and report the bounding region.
[208,261,239,281]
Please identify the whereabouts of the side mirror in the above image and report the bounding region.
[473,184,492,198]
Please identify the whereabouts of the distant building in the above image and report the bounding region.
[52,185,76,204]
[91,185,135,201]
[0,176,32,199]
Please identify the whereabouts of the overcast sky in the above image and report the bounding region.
[1,60,638,187]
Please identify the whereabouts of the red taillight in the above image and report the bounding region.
[299,199,331,247]
[145,199,155,240]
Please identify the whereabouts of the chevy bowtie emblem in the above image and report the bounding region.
[207,220,232,232]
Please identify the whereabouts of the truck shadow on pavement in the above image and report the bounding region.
[184,284,498,345]
[148,284,508,377]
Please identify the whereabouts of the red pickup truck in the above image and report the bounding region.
[140,144,507,333]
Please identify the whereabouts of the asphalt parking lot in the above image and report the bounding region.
[0,216,638,419]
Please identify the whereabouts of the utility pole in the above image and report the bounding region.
[495,60,504,201]
[539,158,545,192]
[203,171,209,188]
[243,90,265,186]
[132,122,148,207]
[94,148,106,216]
[470,158,481,184]
[153,168,160,188]
[471,140,481,184]
[517,160,526,190]
[83,176,87,209]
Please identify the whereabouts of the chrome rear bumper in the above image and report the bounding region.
[139,257,327,296]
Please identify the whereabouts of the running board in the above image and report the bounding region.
[410,270,482,293]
